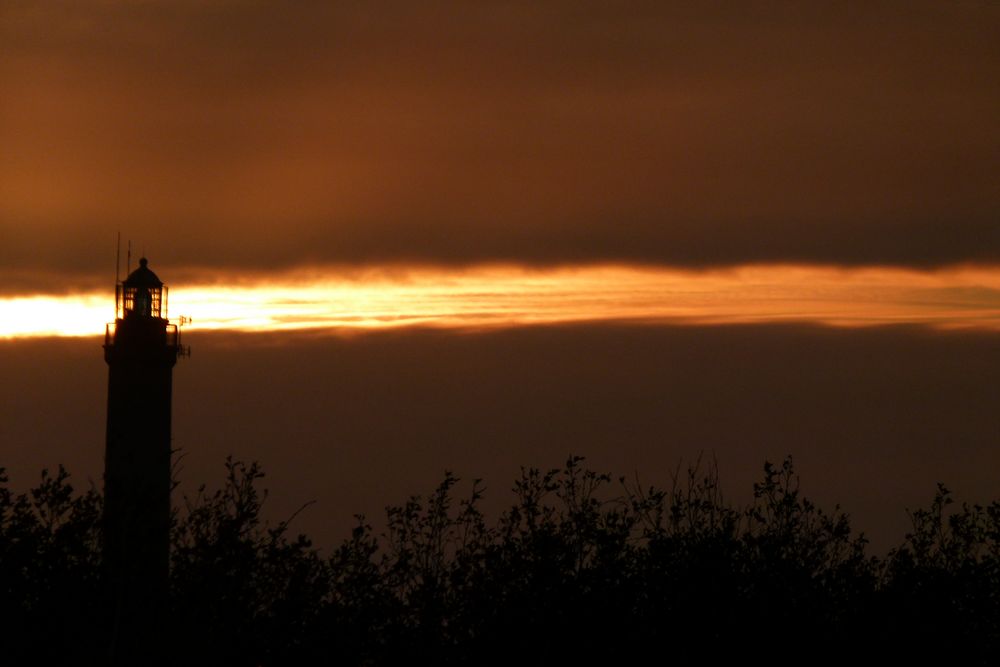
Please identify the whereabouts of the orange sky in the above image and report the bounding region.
[2,263,999,338]
[2,2,999,552]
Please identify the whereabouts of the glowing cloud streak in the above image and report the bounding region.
[1,265,999,339]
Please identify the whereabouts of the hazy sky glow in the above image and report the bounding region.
[2,264,999,339]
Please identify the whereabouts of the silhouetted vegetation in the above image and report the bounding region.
[1,456,998,665]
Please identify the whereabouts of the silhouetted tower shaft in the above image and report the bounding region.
[103,257,179,662]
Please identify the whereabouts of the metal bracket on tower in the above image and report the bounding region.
[176,315,192,359]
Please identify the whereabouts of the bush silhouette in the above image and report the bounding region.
[0,466,103,661]
[0,456,997,665]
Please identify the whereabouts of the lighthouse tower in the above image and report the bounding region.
[103,257,180,659]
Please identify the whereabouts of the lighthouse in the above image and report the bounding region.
[103,257,181,660]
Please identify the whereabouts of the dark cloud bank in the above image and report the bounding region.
[2,1,999,290]
[2,323,997,552]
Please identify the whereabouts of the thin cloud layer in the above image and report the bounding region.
[2,1,999,289]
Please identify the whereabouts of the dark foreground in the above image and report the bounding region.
[1,456,997,665]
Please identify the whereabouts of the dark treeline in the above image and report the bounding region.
[1,456,998,665]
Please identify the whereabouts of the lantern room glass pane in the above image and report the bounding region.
[122,285,163,318]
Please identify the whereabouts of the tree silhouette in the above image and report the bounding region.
[0,466,103,661]
[1,455,997,665]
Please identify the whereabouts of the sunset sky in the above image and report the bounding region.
[1,1,998,551]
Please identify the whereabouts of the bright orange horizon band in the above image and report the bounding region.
[1,264,999,339]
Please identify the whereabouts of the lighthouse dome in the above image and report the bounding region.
[123,257,163,289]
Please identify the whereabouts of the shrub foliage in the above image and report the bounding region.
[1,456,998,664]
